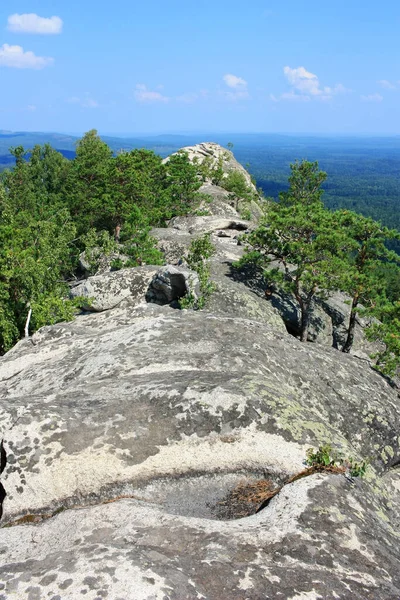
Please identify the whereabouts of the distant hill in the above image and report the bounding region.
[0,131,189,169]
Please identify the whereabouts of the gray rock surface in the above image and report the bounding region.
[69,266,158,311]
[1,304,400,598]
[268,288,381,354]
[146,264,200,304]
[168,214,250,235]
[151,223,287,330]
[78,248,130,277]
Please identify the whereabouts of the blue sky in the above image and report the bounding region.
[0,0,399,134]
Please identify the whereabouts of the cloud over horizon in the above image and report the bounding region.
[7,13,63,35]
[272,66,347,102]
[134,84,169,103]
[222,73,249,100]
[223,74,247,89]
[0,44,54,69]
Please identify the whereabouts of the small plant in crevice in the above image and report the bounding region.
[179,233,216,310]
[305,444,368,479]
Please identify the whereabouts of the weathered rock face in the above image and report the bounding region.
[269,288,381,355]
[168,214,250,235]
[69,265,159,311]
[146,264,200,304]
[1,303,400,598]
[78,247,130,277]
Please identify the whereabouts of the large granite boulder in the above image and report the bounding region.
[1,304,400,598]
[69,266,159,311]
[78,248,130,277]
[146,265,200,305]
[196,182,264,220]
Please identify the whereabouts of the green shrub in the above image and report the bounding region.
[180,233,216,310]
[306,444,368,478]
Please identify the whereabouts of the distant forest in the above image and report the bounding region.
[1,131,400,239]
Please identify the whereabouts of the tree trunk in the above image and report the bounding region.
[296,283,316,343]
[342,294,359,353]
[300,304,312,342]
[24,307,32,338]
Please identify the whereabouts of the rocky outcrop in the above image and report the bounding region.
[166,142,265,220]
[268,288,381,355]
[1,143,399,599]
[168,214,250,234]
[69,265,159,311]
[78,248,130,277]
[166,142,256,191]
[1,305,400,598]
[146,264,200,305]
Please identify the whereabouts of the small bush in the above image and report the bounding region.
[306,444,368,479]
[180,233,216,310]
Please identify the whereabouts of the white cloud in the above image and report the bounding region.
[221,74,249,100]
[8,13,63,34]
[275,66,347,101]
[378,79,396,90]
[223,73,247,89]
[0,44,54,69]
[27,104,36,111]
[361,93,383,102]
[134,84,169,103]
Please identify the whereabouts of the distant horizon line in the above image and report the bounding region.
[1,129,400,139]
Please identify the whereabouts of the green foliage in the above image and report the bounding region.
[164,151,202,217]
[306,445,368,478]
[67,129,114,235]
[220,170,255,210]
[306,444,338,467]
[240,161,350,341]
[346,458,369,479]
[111,149,168,228]
[180,234,216,310]
[193,208,211,216]
[120,205,163,266]
[239,208,252,221]
[366,300,400,376]
[0,200,77,353]
[231,136,400,253]
[335,210,400,352]
[0,131,171,352]
[195,155,224,185]
[81,229,118,275]
[30,293,87,332]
